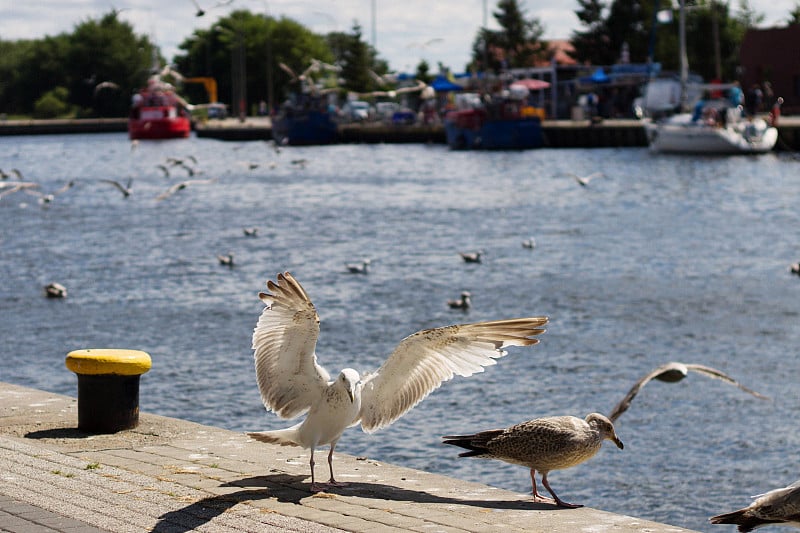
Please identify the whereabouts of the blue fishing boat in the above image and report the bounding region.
[443,91,545,150]
[272,99,338,146]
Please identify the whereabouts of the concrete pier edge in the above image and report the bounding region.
[0,382,696,532]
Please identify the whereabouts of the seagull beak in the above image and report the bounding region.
[612,434,624,450]
[347,388,355,403]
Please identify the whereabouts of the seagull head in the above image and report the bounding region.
[586,413,624,450]
[339,368,361,403]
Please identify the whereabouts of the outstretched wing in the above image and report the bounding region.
[685,364,768,399]
[609,361,767,422]
[252,272,330,419]
[358,317,548,433]
[608,365,668,422]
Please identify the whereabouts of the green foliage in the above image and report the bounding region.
[174,11,334,110]
[33,86,71,118]
[0,11,156,117]
[470,0,547,72]
[570,0,761,81]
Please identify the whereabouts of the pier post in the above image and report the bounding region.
[65,349,152,433]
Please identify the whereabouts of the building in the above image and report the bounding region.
[740,25,800,114]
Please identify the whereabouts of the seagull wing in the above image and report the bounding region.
[252,272,330,420]
[608,363,676,422]
[358,317,548,433]
[685,364,768,399]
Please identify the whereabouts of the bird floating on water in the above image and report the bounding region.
[710,479,800,532]
[448,291,471,310]
[522,237,536,249]
[443,413,623,508]
[217,253,234,267]
[608,361,767,422]
[345,259,370,274]
[790,262,800,276]
[460,250,484,263]
[243,227,259,237]
[248,272,548,492]
[44,282,67,298]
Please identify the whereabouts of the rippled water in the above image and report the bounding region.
[2,133,799,531]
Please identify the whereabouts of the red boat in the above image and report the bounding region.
[128,76,191,140]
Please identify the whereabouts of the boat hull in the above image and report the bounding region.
[272,110,338,146]
[647,114,777,154]
[444,116,543,150]
[128,109,191,140]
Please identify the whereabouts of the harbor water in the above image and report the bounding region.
[2,133,798,532]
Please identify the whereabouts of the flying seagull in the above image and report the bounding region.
[99,178,133,198]
[248,272,548,492]
[608,361,767,422]
[710,479,800,532]
[443,413,623,508]
[155,179,215,201]
[568,172,603,187]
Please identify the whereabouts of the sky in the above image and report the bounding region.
[1,0,796,73]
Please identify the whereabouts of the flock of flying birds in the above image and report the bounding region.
[247,271,797,531]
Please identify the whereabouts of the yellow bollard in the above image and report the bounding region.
[65,349,152,433]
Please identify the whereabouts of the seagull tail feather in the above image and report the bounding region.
[709,509,772,531]
[247,427,302,447]
[442,430,503,458]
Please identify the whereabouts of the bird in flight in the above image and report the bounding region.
[248,272,548,492]
[99,178,133,198]
[608,361,767,422]
[155,179,216,201]
[568,172,603,187]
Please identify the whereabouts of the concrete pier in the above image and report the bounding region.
[0,382,695,532]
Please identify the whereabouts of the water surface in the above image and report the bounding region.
[2,133,798,531]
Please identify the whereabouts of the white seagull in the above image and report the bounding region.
[568,172,603,187]
[248,272,548,492]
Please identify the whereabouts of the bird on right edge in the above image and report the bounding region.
[710,479,800,532]
[443,412,623,508]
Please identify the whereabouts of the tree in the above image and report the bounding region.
[174,11,333,111]
[570,0,610,64]
[65,12,157,116]
[789,2,800,24]
[469,0,547,72]
[334,22,389,93]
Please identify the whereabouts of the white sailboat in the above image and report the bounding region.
[646,0,777,154]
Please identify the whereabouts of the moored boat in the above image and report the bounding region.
[444,92,544,150]
[128,76,191,140]
[646,107,777,154]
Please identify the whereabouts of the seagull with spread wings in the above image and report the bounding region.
[248,272,548,492]
[608,361,767,422]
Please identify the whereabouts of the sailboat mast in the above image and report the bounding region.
[679,0,689,111]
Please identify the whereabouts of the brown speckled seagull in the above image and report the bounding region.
[248,272,548,492]
[443,413,623,508]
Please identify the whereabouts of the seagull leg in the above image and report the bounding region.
[541,472,581,508]
[529,469,556,505]
[325,441,347,487]
[309,447,324,492]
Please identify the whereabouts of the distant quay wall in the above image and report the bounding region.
[3,116,800,150]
